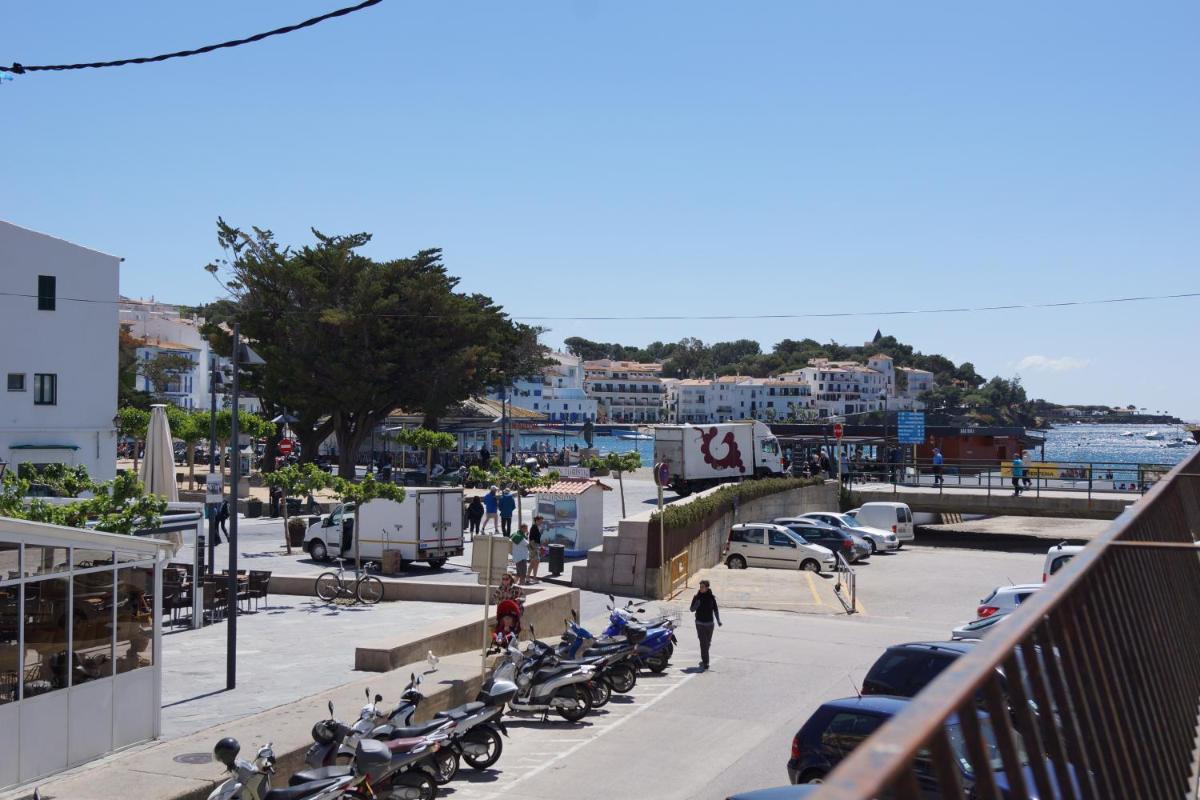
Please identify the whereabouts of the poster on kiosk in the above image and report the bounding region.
[535,478,610,558]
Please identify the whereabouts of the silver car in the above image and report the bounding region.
[798,511,900,556]
[951,612,1011,640]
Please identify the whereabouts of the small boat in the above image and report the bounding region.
[1144,430,1164,440]
[616,433,653,441]
[1119,431,1135,437]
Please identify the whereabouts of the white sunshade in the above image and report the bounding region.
[139,404,179,502]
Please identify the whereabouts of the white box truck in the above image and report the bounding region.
[653,420,785,495]
[302,487,464,569]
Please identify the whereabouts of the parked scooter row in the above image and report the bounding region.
[206,596,679,800]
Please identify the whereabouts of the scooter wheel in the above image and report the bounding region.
[557,685,593,722]
[607,664,637,694]
[462,727,503,770]
[431,749,460,785]
[645,653,669,673]
[591,680,611,709]
[388,774,436,800]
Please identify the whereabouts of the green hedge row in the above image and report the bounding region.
[650,475,827,534]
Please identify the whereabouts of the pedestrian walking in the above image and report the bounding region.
[818,450,831,478]
[498,488,516,536]
[216,499,230,540]
[689,579,722,670]
[466,496,484,537]
[479,446,490,470]
[1021,450,1034,490]
[1011,454,1024,496]
[511,525,530,584]
[932,448,944,486]
[482,486,500,534]
[528,515,544,582]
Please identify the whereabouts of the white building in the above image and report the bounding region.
[663,376,816,423]
[1,222,120,480]
[583,360,664,423]
[119,299,211,410]
[495,352,597,423]
[780,360,888,418]
[898,367,934,408]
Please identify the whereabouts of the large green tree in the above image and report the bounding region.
[206,220,543,478]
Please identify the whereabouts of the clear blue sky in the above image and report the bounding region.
[2,1,1197,417]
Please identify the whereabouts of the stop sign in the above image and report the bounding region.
[277,439,294,456]
[833,423,844,440]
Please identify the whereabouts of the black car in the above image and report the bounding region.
[773,518,866,563]
[861,640,980,697]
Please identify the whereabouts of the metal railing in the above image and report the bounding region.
[841,458,1178,499]
[813,446,1200,799]
[832,551,857,615]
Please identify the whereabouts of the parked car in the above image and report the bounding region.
[952,612,1013,640]
[862,640,981,697]
[773,518,869,563]
[796,511,898,555]
[787,695,1075,796]
[978,583,1040,618]
[844,501,915,544]
[1043,543,1084,582]
[723,523,836,573]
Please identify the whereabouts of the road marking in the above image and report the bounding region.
[854,594,869,615]
[805,571,824,606]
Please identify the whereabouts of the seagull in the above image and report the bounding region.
[426,650,439,673]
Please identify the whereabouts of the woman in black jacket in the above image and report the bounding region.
[689,580,722,670]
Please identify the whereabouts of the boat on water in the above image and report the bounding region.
[1145,430,1164,440]
[1119,431,1135,437]
[616,433,653,441]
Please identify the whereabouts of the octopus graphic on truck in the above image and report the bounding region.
[652,421,784,495]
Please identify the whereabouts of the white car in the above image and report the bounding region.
[1042,543,1084,582]
[844,501,915,544]
[977,583,1040,619]
[797,511,899,555]
[723,523,837,573]
[952,611,1011,640]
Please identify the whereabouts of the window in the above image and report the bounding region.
[729,528,763,545]
[768,530,795,547]
[37,275,56,310]
[822,712,885,751]
[7,373,25,392]
[33,373,57,405]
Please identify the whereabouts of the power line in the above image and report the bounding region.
[3,288,1199,320]
[1,0,383,75]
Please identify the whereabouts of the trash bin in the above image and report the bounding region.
[547,544,565,577]
[246,498,263,518]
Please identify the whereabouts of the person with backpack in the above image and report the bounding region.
[689,580,722,671]
[482,486,500,534]
[498,489,517,536]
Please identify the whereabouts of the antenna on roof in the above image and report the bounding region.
[847,675,862,700]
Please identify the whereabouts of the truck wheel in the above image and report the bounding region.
[309,539,328,562]
[426,557,447,569]
[726,554,747,570]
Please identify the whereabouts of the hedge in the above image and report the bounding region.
[650,475,827,533]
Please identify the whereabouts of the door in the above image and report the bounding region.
[766,528,801,569]
[326,505,349,555]
[417,491,454,554]
[731,528,768,566]
[821,712,886,765]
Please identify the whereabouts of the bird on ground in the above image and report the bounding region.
[427,650,439,673]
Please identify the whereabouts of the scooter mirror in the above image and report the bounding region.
[571,609,579,622]
[375,694,383,704]
[529,624,536,640]
[328,700,334,717]
[364,688,371,700]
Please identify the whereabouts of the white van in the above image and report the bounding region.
[1042,543,1084,582]
[846,502,914,545]
[303,489,464,569]
[723,523,837,573]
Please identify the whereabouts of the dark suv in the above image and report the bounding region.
[861,640,981,697]
[774,518,868,563]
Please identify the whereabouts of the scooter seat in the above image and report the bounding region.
[534,666,583,682]
[385,736,430,753]
[288,766,351,787]
[435,701,486,720]
[264,779,340,800]
[376,718,448,738]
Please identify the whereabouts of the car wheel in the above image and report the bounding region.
[868,539,877,555]
[726,554,747,570]
[801,559,820,572]
[800,770,826,784]
[309,539,328,562]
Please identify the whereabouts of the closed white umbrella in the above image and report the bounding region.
[140,404,179,501]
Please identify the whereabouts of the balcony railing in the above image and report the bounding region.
[812,446,1200,799]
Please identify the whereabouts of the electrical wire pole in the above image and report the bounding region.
[226,325,241,691]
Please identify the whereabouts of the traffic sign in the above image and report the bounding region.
[277,439,294,456]
[205,473,223,505]
[654,461,670,487]
[833,423,844,440]
[897,412,926,444]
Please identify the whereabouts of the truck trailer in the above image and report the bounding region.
[653,421,784,495]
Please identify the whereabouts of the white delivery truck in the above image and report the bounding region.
[302,487,464,569]
[653,420,785,495]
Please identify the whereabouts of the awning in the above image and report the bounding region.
[9,444,80,450]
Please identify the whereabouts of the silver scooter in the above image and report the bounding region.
[493,627,596,722]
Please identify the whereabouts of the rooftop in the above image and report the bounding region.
[541,478,612,495]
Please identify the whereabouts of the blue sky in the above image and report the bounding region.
[2,1,1197,417]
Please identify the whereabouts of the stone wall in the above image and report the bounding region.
[573,480,839,598]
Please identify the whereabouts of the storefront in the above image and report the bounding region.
[0,517,170,789]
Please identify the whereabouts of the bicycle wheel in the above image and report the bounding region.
[315,572,340,602]
[356,575,384,604]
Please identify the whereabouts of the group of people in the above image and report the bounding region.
[466,487,547,585]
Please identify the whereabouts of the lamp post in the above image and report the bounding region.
[208,358,223,576]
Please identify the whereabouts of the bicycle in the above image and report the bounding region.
[315,559,384,605]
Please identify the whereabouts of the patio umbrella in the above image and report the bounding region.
[139,404,179,501]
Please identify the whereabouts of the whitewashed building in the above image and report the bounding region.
[583,360,664,423]
[1,222,120,480]
[119,299,211,410]
[495,352,597,423]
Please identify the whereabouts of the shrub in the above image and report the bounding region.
[650,476,826,534]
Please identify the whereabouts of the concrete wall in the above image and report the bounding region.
[0,221,120,481]
[849,487,1130,520]
[573,480,839,598]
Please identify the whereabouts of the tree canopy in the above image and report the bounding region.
[203,220,544,477]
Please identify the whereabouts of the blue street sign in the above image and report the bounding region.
[897,411,926,444]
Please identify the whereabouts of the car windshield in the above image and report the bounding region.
[946,719,1028,776]
[785,531,809,546]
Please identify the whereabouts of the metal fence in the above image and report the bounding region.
[813,446,1200,799]
[833,551,857,615]
[844,458,1178,499]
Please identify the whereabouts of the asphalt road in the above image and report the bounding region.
[439,543,1044,800]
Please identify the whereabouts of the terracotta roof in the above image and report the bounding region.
[541,478,612,494]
